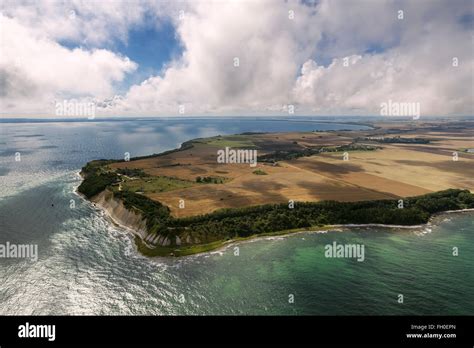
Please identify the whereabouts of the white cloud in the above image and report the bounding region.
[0,14,137,114]
[1,0,472,116]
[293,49,473,116]
[112,0,322,115]
[0,0,150,45]
[292,0,474,116]
[109,0,473,116]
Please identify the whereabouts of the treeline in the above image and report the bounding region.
[258,144,378,162]
[196,176,226,184]
[116,168,148,178]
[258,147,320,162]
[358,136,431,144]
[114,191,170,233]
[100,187,474,246]
[78,161,119,198]
[78,159,473,245]
[170,189,473,242]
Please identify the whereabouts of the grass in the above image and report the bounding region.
[199,135,257,148]
[121,176,195,194]
[253,169,268,175]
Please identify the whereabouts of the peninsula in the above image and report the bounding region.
[78,120,474,256]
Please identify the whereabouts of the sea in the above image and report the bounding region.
[0,117,473,315]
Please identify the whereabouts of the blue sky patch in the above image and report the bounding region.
[59,17,183,93]
[114,19,183,91]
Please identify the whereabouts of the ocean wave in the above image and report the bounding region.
[415,227,433,236]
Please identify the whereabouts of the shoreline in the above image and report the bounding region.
[74,124,474,258]
[74,173,154,247]
[170,208,474,258]
[75,175,474,258]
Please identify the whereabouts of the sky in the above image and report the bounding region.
[0,0,473,117]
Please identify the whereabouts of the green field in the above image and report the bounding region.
[196,135,257,148]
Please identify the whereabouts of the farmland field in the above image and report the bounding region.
[109,120,474,217]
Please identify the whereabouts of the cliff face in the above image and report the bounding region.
[92,190,148,239]
[92,190,173,247]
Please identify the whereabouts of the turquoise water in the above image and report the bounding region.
[0,118,472,315]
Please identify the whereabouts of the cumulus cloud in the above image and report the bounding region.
[111,0,473,116]
[0,13,137,114]
[292,0,474,115]
[115,0,321,115]
[0,0,150,45]
[1,0,472,116]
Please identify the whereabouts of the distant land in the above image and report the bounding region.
[78,120,474,256]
